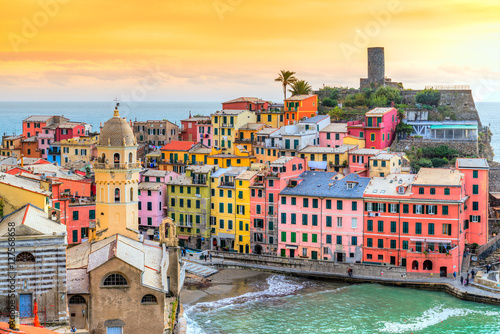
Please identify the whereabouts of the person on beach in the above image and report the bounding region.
[460,276,464,285]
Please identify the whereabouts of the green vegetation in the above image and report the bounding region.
[289,80,312,96]
[341,86,402,108]
[321,97,337,107]
[415,89,441,106]
[406,145,459,171]
[275,70,298,100]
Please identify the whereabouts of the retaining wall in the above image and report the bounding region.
[391,138,478,157]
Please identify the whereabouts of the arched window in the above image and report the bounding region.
[101,153,106,163]
[141,294,158,304]
[114,153,120,164]
[129,152,133,163]
[423,260,433,271]
[100,187,104,202]
[412,260,419,270]
[130,188,134,202]
[102,273,128,287]
[69,295,86,304]
[115,188,120,203]
[16,252,35,262]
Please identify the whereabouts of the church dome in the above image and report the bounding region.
[99,107,136,146]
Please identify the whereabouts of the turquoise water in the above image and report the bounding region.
[185,275,500,334]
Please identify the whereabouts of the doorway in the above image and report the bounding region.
[290,249,295,258]
[440,266,447,277]
[19,294,32,318]
[254,245,263,255]
[336,252,343,262]
[311,251,318,260]
[69,295,87,329]
[390,256,396,265]
[239,245,243,253]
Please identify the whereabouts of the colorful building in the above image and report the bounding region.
[211,109,257,154]
[254,127,281,164]
[347,107,399,149]
[210,167,248,251]
[55,122,87,142]
[168,165,217,249]
[0,172,51,215]
[234,123,268,153]
[278,172,370,261]
[222,97,269,111]
[180,116,212,145]
[255,110,285,128]
[284,94,318,125]
[456,158,489,245]
[159,141,197,173]
[348,148,383,176]
[250,157,306,255]
[59,135,99,165]
[133,119,179,147]
[206,145,256,168]
[298,145,355,173]
[234,170,259,253]
[319,123,348,147]
[22,115,58,138]
[0,135,23,158]
[21,136,42,158]
[368,152,403,178]
[138,169,180,238]
[363,169,467,277]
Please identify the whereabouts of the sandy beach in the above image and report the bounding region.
[181,269,270,305]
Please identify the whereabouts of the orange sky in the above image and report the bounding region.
[0,0,499,102]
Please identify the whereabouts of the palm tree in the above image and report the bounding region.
[274,70,297,100]
[288,80,312,96]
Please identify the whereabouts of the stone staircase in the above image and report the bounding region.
[183,260,218,278]
[478,248,500,267]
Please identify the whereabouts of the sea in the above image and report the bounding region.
[0,101,497,161]
[183,275,500,334]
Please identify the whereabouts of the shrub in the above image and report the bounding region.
[416,89,441,106]
[374,86,402,104]
[322,98,337,107]
[430,158,447,168]
[417,158,433,168]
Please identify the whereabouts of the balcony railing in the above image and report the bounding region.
[220,123,234,128]
[94,162,141,169]
[219,181,235,187]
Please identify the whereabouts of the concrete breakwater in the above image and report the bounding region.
[208,251,500,306]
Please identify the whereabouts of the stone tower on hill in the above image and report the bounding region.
[360,47,403,89]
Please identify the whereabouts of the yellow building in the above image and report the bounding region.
[234,170,258,253]
[1,135,23,158]
[210,167,248,251]
[255,111,284,128]
[207,144,256,168]
[343,135,366,148]
[0,172,51,215]
[298,145,356,173]
[368,152,403,178]
[92,106,141,241]
[211,110,257,155]
[60,135,99,165]
[234,123,268,154]
[159,141,210,173]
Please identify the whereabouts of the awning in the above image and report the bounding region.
[430,124,477,130]
[410,238,452,243]
[308,161,328,170]
[285,245,298,249]
[178,235,190,240]
[147,229,155,236]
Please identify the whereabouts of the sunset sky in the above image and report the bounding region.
[0,0,499,102]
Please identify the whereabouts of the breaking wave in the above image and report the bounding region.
[378,305,500,333]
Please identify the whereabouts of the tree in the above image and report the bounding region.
[274,70,297,100]
[288,80,312,96]
[397,109,405,122]
[374,86,402,105]
[328,106,344,121]
[322,98,337,107]
[415,89,441,106]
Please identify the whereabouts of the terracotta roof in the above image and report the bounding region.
[223,97,267,104]
[285,94,316,101]
[161,140,197,151]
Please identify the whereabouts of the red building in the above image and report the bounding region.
[22,115,57,138]
[55,122,87,141]
[284,95,318,125]
[222,97,269,111]
[362,168,470,277]
[347,107,399,149]
[180,116,212,145]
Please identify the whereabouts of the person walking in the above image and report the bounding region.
[460,276,464,285]
[471,269,475,279]
[453,271,456,279]
[210,253,212,263]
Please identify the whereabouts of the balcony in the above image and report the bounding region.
[94,162,141,169]
[163,159,186,165]
[219,181,235,188]
[220,123,234,128]
[192,178,207,185]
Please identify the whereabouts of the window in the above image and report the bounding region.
[312,215,318,226]
[430,188,436,195]
[312,199,318,208]
[114,188,120,202]
[427,205,436,215]
[102,273,128,286]
[69,295,86,304]
[337,200,343,210]
[442,224,452,236]
[370,133,375,142]
[16,252,35,262]
[303,198,309,208]
[351,236,357,245]
[291,213,296,225]
[419,188,424,195]
[373,160,378,167]
[337,217,342,228]
[336,235,342,245]
[281,197,286,205]
[402,240,408,250]
[302,233,308,242]
[352,201,357,211]
[415,222,422,235]
[444,188,450,195]
[367,238,373,247]
[442,205,448,215]
[291,197,296,205]
[326,235,332,244]
[367,220,373,231]
[473,170,478,178]
[473,202,479,211]
[390,221,396,233]
[312,234,318,243]
[147,202,153,211]
[147,217,152,226]
[89,209,95,219]
[377,239,383,248]
[428,223,435,235]
[302,214,308,225]
[351,217,357,229]
[281,232,286,242]
[291,232,296,243]
[73,210,79,221]
[390,240,396,249]
[403,222,409,234]
[326,200,332,209]
[473,185,478,195]
[326,216,332,227]
[403,204,409,214]
[377,220,383,232]
[414,205,423,214]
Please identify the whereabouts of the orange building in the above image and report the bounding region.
[21,137,42,158]
[284,95,318,125]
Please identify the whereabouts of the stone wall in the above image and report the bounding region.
[489,167,500,192]
[390,138,478,157]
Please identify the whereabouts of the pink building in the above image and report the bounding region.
[319,123,348,147]
[348,148,382,176]
[249,157,306,255]
[278,172,370,261]
[180,116,213,147]
[456,158,489,245]
[55,122,87,142]
[138,169,180,237]
[222,97,269,111]
[347,107,399,149]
